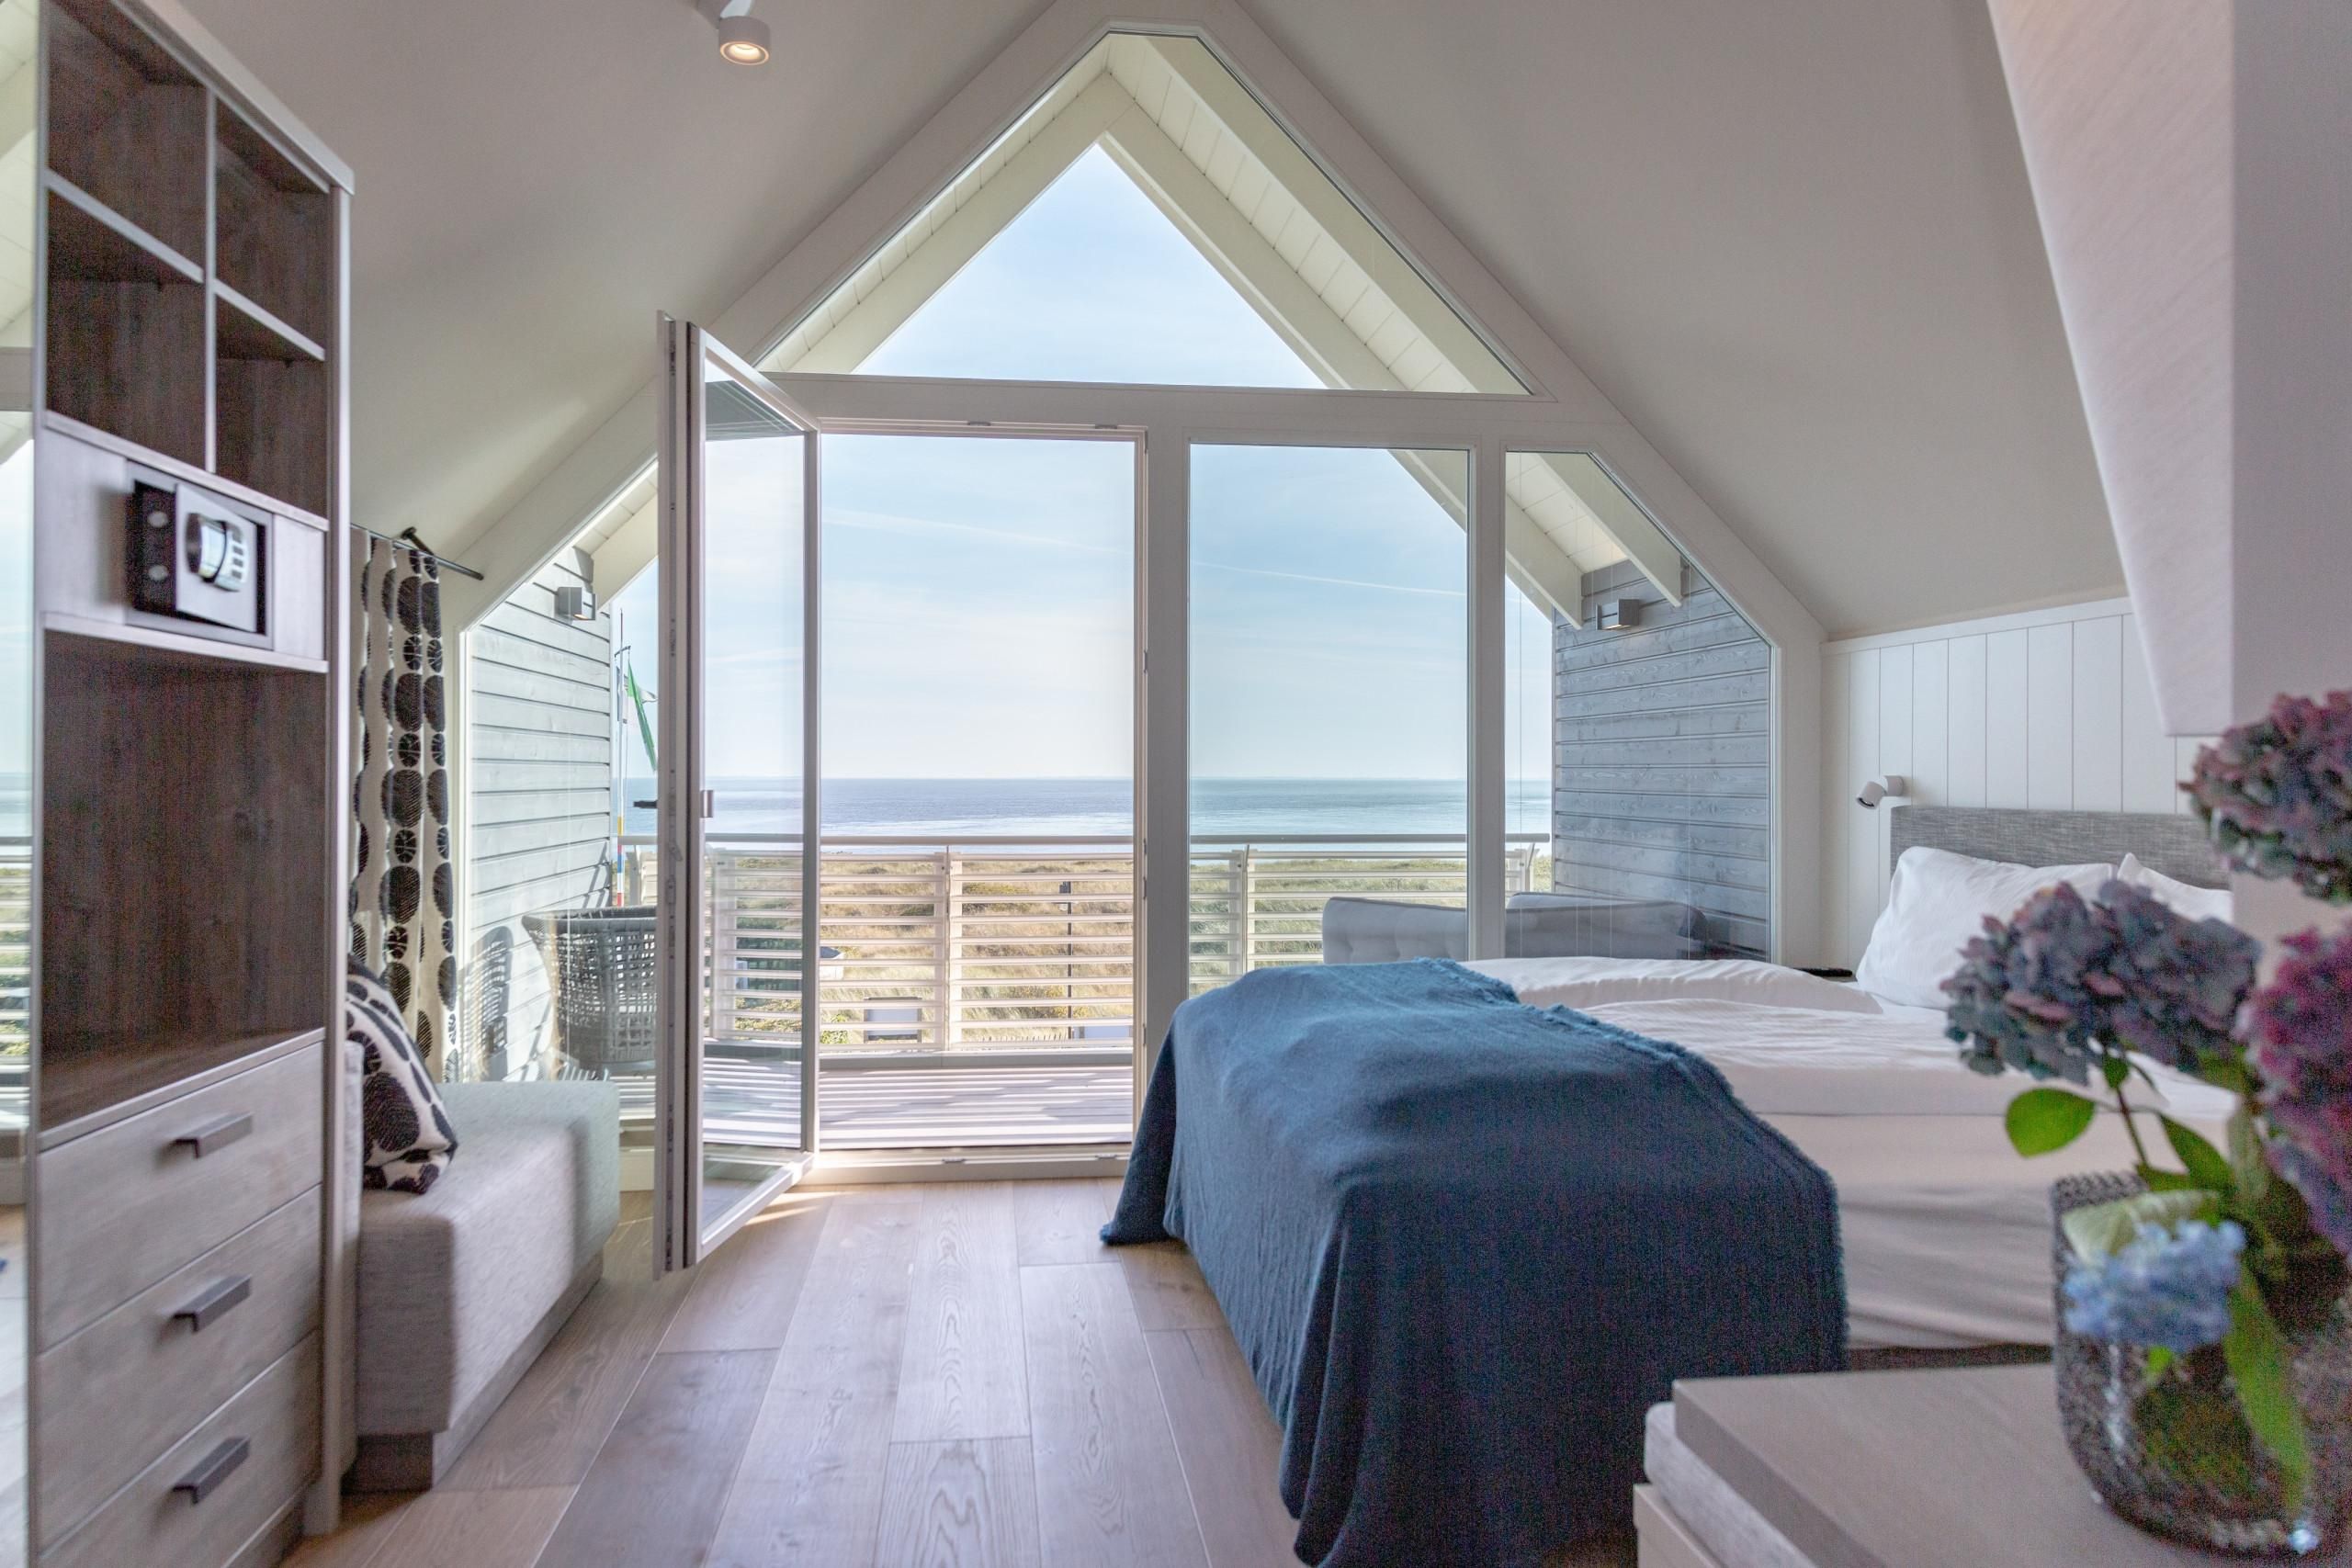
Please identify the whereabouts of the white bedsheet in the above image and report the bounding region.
[1581,997,2233,1122]
[1464,956,1882,1014]
[1469,964,2233,1350]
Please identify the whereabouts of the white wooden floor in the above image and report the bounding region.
[288,1181,1632,1568]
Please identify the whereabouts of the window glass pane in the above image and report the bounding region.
[1189,444,1469,991]
[1502,453,1773,961]
[764,33,1528,393]
[816,433,1136,1150]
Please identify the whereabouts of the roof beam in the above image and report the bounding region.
[1140,35,1522,396]
[1543,452,1687,606]
[589,489,657,599]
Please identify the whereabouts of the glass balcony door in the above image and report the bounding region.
[655,317,821,1270]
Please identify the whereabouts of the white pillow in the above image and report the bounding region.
[1854,847,2116,1010]
[2117,853,2233,923]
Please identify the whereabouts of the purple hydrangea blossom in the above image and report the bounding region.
[1943,881,2257,1080]
[2062,1219,2246,1352]
[2189,691,2352,904]
[2100,880,2262,1073]
[2245,928,2352,1258]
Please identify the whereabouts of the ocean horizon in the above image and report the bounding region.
[619,776,1550,840]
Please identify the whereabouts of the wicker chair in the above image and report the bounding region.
[521,907,659,1075]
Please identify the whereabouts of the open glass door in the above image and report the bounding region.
[655,315,820,1271]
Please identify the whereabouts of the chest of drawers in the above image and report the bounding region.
[33,1040,325,1565]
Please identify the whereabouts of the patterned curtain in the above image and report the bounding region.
[349,538,457,1077]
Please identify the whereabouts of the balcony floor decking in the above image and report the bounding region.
[595,1051,1135,1149]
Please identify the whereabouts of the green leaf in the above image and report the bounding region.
[2102,1055,2132,1090]
[2228,1105,2271,1207]
[2223,1280,2310,1511]
[2196,1049,2255,1097]
[2162,1115,2236,1195]
[2139,1165,2202,1193]
[2137,1376,2264,1495]
[2007,1088,2099,1156]
[2146,1345,2176,1381]
[2063,1191,2212,1261]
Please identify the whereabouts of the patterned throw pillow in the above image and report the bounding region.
[347,966,458,1194]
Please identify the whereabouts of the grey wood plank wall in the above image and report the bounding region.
[461,547,615,1080]
[1554,559,1772,958]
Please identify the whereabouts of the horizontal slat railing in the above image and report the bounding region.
[615,831,1546,1057]
[0,835,29,1128]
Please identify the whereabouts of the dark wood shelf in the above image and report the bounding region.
[39,632,331,1128]
[216,101,333,352]
[215,281,324,364]
[40,1027,320,1137]
[45,175,201,286]
[48,0,208,265]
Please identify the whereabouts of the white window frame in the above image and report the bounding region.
[446,0,1826,1124]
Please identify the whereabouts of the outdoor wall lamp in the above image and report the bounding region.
[1856,775,1908,809]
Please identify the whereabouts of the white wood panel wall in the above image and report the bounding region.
[1819,597,2211,965]
[461,548,616,1078]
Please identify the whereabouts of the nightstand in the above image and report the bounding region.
[1637,1364,2273,1567]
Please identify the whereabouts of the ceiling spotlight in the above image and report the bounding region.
[701,0,770,64]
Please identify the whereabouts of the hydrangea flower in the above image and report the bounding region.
[2189,691,2352,904]
[2062,1219,2246,1352]
[2244,928,2352,1257]
[2100,880,2261,1073]
[1943,881,2257,1079]
[1945,883,2116,1082]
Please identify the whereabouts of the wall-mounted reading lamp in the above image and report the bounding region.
[699,0,770,64]
[1856,775,1908,810]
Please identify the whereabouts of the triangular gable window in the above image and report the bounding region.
[864,145,1322,387]
[763,32,1531,394]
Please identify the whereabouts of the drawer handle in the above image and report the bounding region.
[172,1437,249,1505]
[172,1113,253,1158]
[172,1274,252,1333]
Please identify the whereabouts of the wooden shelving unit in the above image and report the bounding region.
[38,632,330,1120]
[43,0,337,516]
[214,102,334,515]
[25,3,356,1552]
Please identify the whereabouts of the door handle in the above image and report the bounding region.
[633,794,716,816]
[173,1438,249,1504]
[173,1275,252,1333]
[173,1113,253,1158]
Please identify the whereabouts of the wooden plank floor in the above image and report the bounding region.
[287,1182,1631,1568]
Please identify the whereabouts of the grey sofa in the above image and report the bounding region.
[353,1079,620,1490]
[1319,890,1710,964]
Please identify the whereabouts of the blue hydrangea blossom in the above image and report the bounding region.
[2061,1220,2246,1353]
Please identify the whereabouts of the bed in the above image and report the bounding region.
[1105,807,2236,1567]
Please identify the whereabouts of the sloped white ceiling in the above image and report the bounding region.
[180,0,2120,637]
[177,0,1048,551]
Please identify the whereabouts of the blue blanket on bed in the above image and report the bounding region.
[1105,959,1844,1567]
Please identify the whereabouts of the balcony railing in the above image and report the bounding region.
[1,835,30,1131]
[613,831,1547,1057]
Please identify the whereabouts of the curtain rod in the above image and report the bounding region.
[349,522,486,581]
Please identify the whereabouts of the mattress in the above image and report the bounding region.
[1465,960,2234,1350]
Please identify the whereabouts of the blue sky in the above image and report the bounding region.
[610,145,1552,790]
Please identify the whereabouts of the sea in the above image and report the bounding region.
[619,777,1550,840]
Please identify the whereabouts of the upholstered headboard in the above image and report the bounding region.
[1887,806,2226,889]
